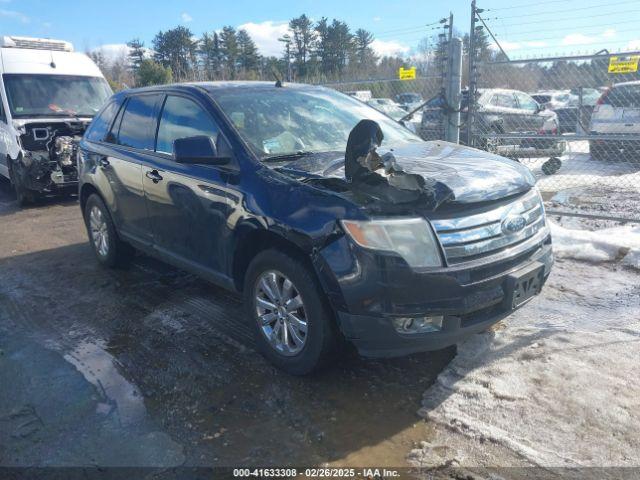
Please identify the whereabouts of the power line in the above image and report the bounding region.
[484,0,626,11]
[485,0,579,10]
[487,0,639,20]
[374,21,442,36]
[486,8,640,28]
[494,27,638,45]
[493,18,637,38]
[495,38,640,53]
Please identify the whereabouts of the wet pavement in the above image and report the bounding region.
[0,177,454,468]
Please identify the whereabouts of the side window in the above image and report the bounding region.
[85,101,118,142]
[515,92,538,112]
[116,94,160,150]
[156,95,219,155]
[491,93,517,109]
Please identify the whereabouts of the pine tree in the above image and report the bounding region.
[199,32,223,79]
[219,26,239,79]
[237,29,260,77]
[152,26,196,81]
[354,29,377,72]
[127,38,146,71]
[289,14,316,78]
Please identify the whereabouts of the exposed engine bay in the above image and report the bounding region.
[12,120,89,196]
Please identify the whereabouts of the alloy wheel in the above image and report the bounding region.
[89,206,109,257]
[254,270,308,356]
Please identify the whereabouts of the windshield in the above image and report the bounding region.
[3,74,112,118]
[214,86,421,158]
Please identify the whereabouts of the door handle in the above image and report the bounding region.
[145,169,163,183]
[99,156,110,167]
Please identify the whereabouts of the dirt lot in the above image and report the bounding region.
[0,177,454,469]
[1,176,638,476]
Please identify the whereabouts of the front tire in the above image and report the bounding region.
[244,249,340,375]
[83,193,133,268]
[8,159,38,207]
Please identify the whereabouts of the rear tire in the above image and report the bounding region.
[83,193,133,268]
[244,249,340,375]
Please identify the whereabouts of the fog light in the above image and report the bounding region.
[392,315,444,334]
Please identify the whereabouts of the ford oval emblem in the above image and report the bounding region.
[502,215,527,235]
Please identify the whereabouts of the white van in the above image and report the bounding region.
[0,36,112,204]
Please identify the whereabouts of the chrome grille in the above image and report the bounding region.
[431,189,547,265]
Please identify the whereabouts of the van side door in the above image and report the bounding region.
[141,93,236,277]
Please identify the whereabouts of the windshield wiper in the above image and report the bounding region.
[262,151,316,162]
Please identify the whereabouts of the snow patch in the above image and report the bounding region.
[550,220,640,268]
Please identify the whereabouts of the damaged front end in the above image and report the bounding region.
[11,120,88,200]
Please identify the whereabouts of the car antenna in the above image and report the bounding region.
[272,69,284,88]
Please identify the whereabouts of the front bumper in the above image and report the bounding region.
[317,234,553,358]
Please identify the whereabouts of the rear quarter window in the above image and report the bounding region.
[605,85,640,108]
[85,101,118,142]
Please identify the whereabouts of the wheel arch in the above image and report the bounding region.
[232,227,313,293]
[79,183,102,213]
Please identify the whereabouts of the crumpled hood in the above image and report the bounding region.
[276,140,536,204]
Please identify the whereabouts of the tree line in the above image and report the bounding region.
[89,14,412,89]
[88,15,637,96]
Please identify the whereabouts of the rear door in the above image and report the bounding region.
[514,92,545,133]
[141,93,235,274]
[100,93,163,243]
[486,92,520,134]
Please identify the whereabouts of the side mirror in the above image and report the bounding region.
[536,103,546,113]
[174,135,230,165]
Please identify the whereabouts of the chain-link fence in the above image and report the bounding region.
[467,52,640,222]
[320,75,447,138]
[321,49,640,223]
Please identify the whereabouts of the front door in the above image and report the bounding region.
[142,94,235,273]
[99,93,163,243]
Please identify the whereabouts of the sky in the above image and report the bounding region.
[1,0,639,62]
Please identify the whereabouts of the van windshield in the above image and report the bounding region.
[3,74,112,118]
[213,86,421,158]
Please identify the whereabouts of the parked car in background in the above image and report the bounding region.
[345,90,372,102]
[79,81,552,375]
[421,88,565,158]
[531,90,576,110]
[532,88,602,134]
[589,80,640,161]
[367,97,422,133]
[0,36,112,205]
[395,92,424,112]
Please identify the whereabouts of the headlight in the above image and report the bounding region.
[341,217,443,268]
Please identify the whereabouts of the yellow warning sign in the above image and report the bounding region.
[398,66,417,80]
[608,55,639,74]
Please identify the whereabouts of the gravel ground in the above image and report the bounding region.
[0,177,454,469]
[1,174,638,477]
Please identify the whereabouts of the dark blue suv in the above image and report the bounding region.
[78,82,553,375]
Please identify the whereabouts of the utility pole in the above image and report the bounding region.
[467,0,477,146]
[445,37,463,144]
[448,11,453,44]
